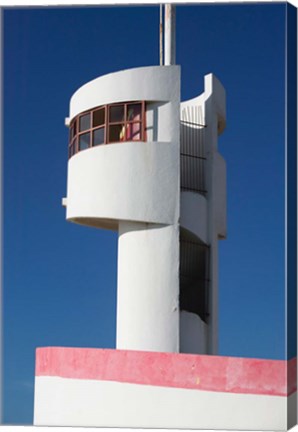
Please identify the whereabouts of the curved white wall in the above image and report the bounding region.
[66,66,180,230]
[70,66,180,123]
[117,221,179,352]
[66,141,179,227]
[179,311,207,354]
[180,73,226,135]
[180,191,208,244]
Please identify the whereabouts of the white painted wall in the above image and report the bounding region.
[179,73,227,355]
[66,141,179,227]
[34,376,290,430]
[117,221,179,352]
[145,101,166,142]
[205,73,226,135]
[180,191,208,244]
[69,66,180,121]
[204,75,226,353]
[179,310,207,354]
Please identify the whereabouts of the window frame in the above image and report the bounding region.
[68,101,146,159]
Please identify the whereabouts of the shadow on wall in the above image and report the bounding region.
[146,102,165,142]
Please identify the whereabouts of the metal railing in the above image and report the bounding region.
[180,119,207,195]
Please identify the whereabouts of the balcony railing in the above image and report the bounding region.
[180,118,207,195]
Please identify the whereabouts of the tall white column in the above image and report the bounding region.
[116,221,179,352]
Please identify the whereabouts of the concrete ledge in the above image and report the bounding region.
[34,348,297,429]
[35,347,296,397]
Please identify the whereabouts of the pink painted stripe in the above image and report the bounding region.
[35,347,297,397]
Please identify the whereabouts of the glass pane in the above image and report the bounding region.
[109,124,125,143]
[79,132,90,151]
[109,105,124,123]
[93,128,105,146]
[93,108,105,127]
[69,141,74,158]
[79,113,91,132]
[73,120,77,136]
[126,122,141,141]
[127,103,142,122]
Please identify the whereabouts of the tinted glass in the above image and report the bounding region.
[73,137,77,153]
[126,122,141,140]
[69,141,75,158]
[109,124,125,142]
[79,132,90,150]
[93,128,105,146]
[79,113,91,132]
[109,105,124,123]
[127,103,142,122]
[93,108,105,127]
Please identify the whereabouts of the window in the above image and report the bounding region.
[68,101,146,159]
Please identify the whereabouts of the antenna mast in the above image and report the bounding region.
[164,4,176,65]
[159,5,163,65]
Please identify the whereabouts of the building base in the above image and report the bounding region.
[34,347,297,430]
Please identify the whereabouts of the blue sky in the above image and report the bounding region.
[2,3,288,424]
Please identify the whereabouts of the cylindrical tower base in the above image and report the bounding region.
[116,221,179,352]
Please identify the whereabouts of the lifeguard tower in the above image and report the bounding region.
[33,6,296,430]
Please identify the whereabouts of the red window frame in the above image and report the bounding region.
[68,101,146,159]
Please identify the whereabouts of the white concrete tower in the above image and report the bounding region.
[64,66,181,353]
[63,6,226,355]
[63,67,226,355]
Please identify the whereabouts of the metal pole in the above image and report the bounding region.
[159,4,163,65]
[164,4,176,65]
